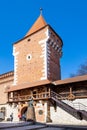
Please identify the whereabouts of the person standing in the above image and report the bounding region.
[10,113,13,122]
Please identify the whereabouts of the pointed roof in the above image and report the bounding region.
[25,15,47,36]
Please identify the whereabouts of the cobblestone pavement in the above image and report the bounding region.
[0,122,87,130]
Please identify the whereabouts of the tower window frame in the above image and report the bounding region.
[26,54,32,61]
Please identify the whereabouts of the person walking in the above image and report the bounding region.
[22,113,26,121]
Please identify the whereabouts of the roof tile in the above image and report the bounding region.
[25,15,47,36]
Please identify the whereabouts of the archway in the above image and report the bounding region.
[21,106,27,115]
[20,106,27,120]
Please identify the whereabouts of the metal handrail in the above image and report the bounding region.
[50,90,87,111]
[72,102,87,110]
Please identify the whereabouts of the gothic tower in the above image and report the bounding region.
[13,14,63,85]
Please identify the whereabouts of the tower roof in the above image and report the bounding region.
[25,14,47,36]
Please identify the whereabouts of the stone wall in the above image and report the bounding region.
[34,101,47,122]
[6,103,18,121]
[50,99,87,125]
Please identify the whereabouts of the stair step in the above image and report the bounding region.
[51,91,83,120]
[52,97,82,120]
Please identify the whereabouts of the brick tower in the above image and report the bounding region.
[13,14,63,85]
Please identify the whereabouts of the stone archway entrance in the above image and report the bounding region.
[20,106,27,120]
[21,106,27,115]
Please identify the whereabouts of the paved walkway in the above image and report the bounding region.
[0,122,46,130]
[0,122,87,130]
[1,125,46,130]
[0,122,33,129]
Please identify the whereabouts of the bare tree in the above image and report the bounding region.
[70,60,87,77]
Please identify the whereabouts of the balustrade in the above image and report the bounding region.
[8,91,50,102]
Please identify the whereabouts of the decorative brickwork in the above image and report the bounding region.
[13,25,62,85]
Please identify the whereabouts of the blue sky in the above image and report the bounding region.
[0,0,87,79]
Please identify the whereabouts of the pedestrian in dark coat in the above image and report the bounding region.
[10,113,13,122]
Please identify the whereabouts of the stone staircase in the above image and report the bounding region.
[50,91,87,121]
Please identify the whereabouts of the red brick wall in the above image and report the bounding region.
[14,27,48,84]
[0,75,14,104]
[13,26,62,85]
[47,28,62,81]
